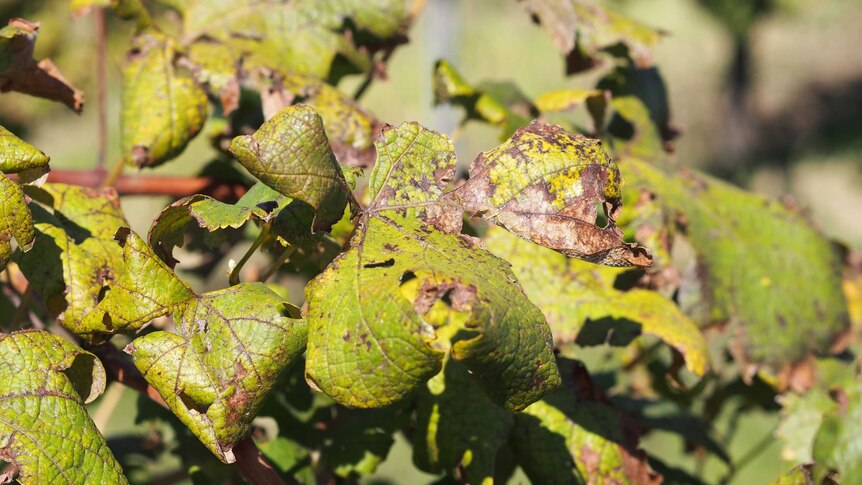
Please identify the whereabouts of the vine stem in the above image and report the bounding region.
[258,245,296,283]
[230,224,272,286]
[100,159,126,189]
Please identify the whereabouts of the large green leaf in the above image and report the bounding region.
[304,122,560,411]
[510,358,660,485]
[0,174,34,270]
[485,227,708,376]
[0,330,127,484]
[90,229,307,462]
[618,159,849,370]
[520,0,662,74]
[229,105,354,229]
[17,185,128,340]
[443,120,651,267]
[0,19,84,111]
[0,126,49,175]
[413,359,513,483]
[121,33,208,167]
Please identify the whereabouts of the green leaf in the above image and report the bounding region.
[432,59,536,140]
[443,120,652,267]
[510,359,660,485]
[608,96,665,161]
[484,227,708,376]
[121,33,208,167]
[229,105,353,229]
[520,0,662,74]
[0,125,49,175]
[174,0,407,80]
[618,159,849,370]
[413,359,513,483]
[0,173,34,270]
[90,229,307,462]
[0,330,127,484]
[263,72,381,168]
[769,465,814,485]
[304,122,560,411]
[534,88,608,133]
[812,382,862,482]
[182,39,240,114]
[17,185,128,340]
[776,390,835,464]
[0,19,84,112]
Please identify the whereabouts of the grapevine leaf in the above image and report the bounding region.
[413,360,513,483]
[433,59,536,140]
[181,39,240,114]
[229,105,354,229]
[510,358,661,485]
[174,0,407,80]
[0,330,127,484]
[443,120,652,267]
[776,390,835,465]
[608,96,665,161]
[0,174,34,270]
[534,88,604,113]
[598,66,676,153]
[812,383,862,482]
[17,185,128,340]
[520,0,662,74]
[0,19,84,112]
[148,182,293,266]
[261,71,381,168]
[0,125,49,175]
[90,229,307,462]
[485,227,708,376]
[619,159,849,371]
[305,122,560,411]
[121,33,208,167]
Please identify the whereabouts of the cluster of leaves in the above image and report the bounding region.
[0,0,858,484]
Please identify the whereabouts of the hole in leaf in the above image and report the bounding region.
[399,271,416,285]
[179,391,211,414]
[363,258,394,269]
[595,201,608,228]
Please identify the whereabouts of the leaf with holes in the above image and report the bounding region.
[485,227,708,376]
[304,121,560,411]
[442,120,651,267]
[121,33,208,167]
[89,229,307,462]
[229,105,354,229]
[0,19,84,112]
[0,330,127,484]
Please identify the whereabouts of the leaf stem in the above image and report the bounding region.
[101,159,126,189]
[230,224,272,286]
[259,245,297,283]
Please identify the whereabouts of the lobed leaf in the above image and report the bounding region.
[17,185,128,340]
[0,330,127,484]
[305,122,560,411]
[229,105,354,229]
[485,227,708,376]
[444,120,652,267]
[121,33,208,167]
[0,19,84,112]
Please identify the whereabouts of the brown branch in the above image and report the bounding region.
[87,342,287,485]
[95,8,108,170]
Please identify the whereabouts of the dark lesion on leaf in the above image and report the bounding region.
[413,279,477,315]
[363,258,395,269]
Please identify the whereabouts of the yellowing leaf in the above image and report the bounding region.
[304,122,560,411]
[229,105,354,229]
[121,33,208,167]
[445,120,652,267]
[0,19,84,112]
[0,125,49,175]
[0,330,127,484]
[0,174,34,270]
[485,227,708,376]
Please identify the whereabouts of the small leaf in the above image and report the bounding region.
[413,359,513,483]
[521,0,662,74]
[0,125,49,174]
[0,173,34,270]
[0,330,127,484]
[485,227,708,376]
[91,229,307,462]
[444,120,651,267]
[0,19,84,112]
[305,122,560,411]
[121,33,208,167]
[229,105,353,229]
[510,358,661,485]
[17,185,128,340]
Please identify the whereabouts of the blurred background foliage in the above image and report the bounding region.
[2,0,862,483]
